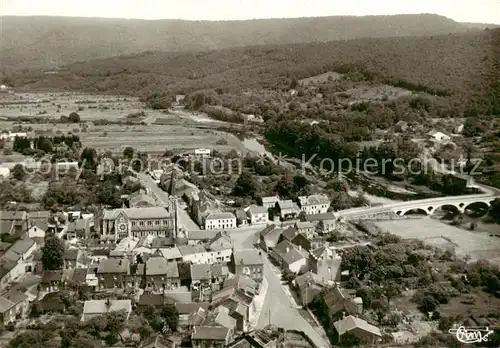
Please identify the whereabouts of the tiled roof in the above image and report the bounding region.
[247,204,267,215]
[333,315,382,337]
[207,231,232,251]
[299,194,330,206]
[178,244,206,256]
[103,207,170,220]
[159,247,182,260]
[0,297,15,313]
[138,294,165,307]
[175,302,210,315]
[64,249,79,260]
[278,200,299,210]
[211,263,229,278]
[192,326,230,340]
[190,264,211,281]
[97,258,130,274]
[27,211,50,220]
[281,227,298,241]
[296,221,314,229]
[0,211,26,221]
[83,299,132,315]
[143,257,169,275]
[206,212,236,220]
[9,238,35,256]
[305,212,336,222]
[42,270,63,282]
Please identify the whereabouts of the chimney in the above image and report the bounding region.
[298,245,302,251]
[286,247,290,253]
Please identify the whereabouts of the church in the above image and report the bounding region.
[101,196,183,241]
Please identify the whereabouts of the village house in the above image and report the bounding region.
[178,244,209,264]
[96,258,131,290]
[322,287,363,323]
[231,249,263,282]
[333,315,382,344]
[81,299,132,321]
[202,306,237,331]
[294,271,324,306]
[261,196,280,210]
[204,212,237,230]
[298,194,331,215]
[259,224,283,252]
[189,191,219,227]
[427,130,451,142]
[176,302,210,328]
[101,204,177,241]
[64,248,90,269]
[211,276,259,332]
[306,213,337,233]
[276,200,300,220]
[140,334,177,348]
[128,189,157,208]
[40,270,64,292]
[27,211,51,226]
[246,205,268,225]
[194,148,211,158]
[206,231,233,263]
[295,221,315,237]
[159,247,183,262]
[0,239,37,289]
[0,289,29,325]
[234,209,248,227]
[0,211,28,234]
[27,223,47,240]
[190,264,212,301]
[211,263,230,285]
[280,226,311,251]
[309,245,342,284]
[138,257,180,291]
[271,240,308,274]
[191,326,234,348]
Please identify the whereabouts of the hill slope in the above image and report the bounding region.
[0,14,473,71]
[11,30,496,110]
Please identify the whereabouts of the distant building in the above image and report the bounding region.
[231,249,263,282]
[276,200,300,220]
[246,205,268,225]
[333,315,382,344]
[395,121,408,132]
[298,195,330,215]
[427,131,450,142]
[81,299,132,321]
[101,204,178,241]
[194,148,211,158]
[261,196,280,210]
[204,212,236,230]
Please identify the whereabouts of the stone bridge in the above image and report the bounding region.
[336,193,498,221]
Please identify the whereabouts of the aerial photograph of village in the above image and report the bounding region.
[0,1,499,347]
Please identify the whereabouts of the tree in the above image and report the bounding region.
[233,171,259,198]
[68,112,80,123]
[123,146,134,159]
[12,164,26,181]
[384,281,402,305]
[80,147,98,170]
[298,211,307,222]
[41,236,65,270]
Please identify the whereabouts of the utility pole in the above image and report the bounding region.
[269,308,271,326]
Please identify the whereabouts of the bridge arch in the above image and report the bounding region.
[431,204,462,219]
[402,208,428,216]
[464,201,491,217]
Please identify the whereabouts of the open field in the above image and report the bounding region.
[0,92,143,121]
[298,71,343,85]
[375,218,500,266]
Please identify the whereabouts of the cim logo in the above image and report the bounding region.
[448,326,494,344]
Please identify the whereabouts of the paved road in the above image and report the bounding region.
[256,255,331,348]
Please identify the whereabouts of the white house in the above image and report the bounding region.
[206,231,233,263]
[298,194,331,215]
[261,196,280,210]
[178,245,210,264]
[194,148,211,158]
[427,131,451,142]
[27,223,47,239]
[204,212,236,230]
[0,132,28,141]
[81,300,132,321]
[246,205,268,225]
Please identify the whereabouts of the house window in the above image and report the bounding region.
[132,221,136,226]
[139,221,145,227]
[147,221,152,226]
[155,220,160,225]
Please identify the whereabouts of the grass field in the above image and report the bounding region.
[0,92,143,121]
[298,71,343,85]
[375,218,500,266]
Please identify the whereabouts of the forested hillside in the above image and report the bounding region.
[1,14,473,71]
[9,30,498,116]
